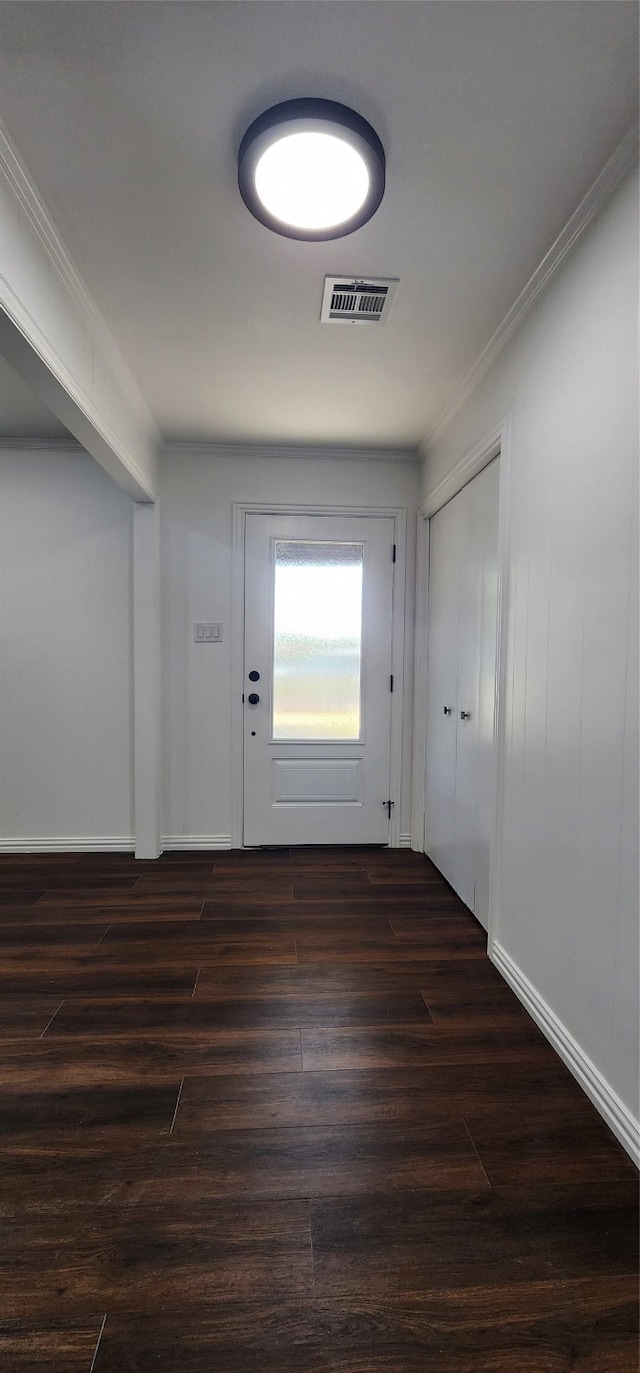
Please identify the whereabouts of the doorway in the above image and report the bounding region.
[424,458,500,928]
[241,511,398,846]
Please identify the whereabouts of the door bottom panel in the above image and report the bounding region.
[271,758,363,805]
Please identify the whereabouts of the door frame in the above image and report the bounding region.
[231,501,408,849]
[411,416,511,952]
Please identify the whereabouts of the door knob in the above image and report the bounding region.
[443,706,452,715]
[248,693,260,705]
[248,670,260,682]
[460,710,470,720]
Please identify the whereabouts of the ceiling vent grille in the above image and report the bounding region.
[320,276,399,324]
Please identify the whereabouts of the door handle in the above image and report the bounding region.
[443,706,452,715]
[460,710,470,720]
[248,693,260,705]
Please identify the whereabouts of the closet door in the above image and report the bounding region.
[425,458,499,928]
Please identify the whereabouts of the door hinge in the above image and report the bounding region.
[384,799,395,819]
[390,674,394,692]
[392,544,396,563]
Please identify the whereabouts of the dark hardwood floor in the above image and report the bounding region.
[0,848,637,1371]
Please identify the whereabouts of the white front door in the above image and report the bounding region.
[243,513,395,846]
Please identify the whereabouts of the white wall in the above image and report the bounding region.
[0,446,134,844]
[422,168,639,1149]
[160,448,420,846]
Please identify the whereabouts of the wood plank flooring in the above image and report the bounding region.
[0,848,637,1371]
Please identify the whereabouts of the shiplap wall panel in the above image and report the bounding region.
[422,166,639,1127]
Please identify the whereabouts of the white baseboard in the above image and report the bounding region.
[491,941,639,1168]
[0,836,135,853]
[1,833,414,854]
[161,835,232,851]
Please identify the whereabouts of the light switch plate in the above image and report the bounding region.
[194,622,222,642]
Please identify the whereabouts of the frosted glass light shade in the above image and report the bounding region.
[255,132,370,231]
[238,99,385,241]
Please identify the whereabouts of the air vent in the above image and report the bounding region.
[320,276,399,324]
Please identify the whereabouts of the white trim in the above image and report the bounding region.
[0,118,156,426]
[421,420,503,519]
[388,507,407,850]
[491,942,640,1169]
[162,834,231,851]
[164,442,420,465]
[89,1314,108,1373]
[410,510,429,850]
[0,832,440,855]
[0,437,84,452]
[422,126,639,449]
[232,502,408,519]
[0,836,135,853]
[230,502,247,850]
[232,502,408,850]
[487,415,512,949]
[133,504,162,860]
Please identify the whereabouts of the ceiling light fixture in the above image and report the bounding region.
[238,99,385,241]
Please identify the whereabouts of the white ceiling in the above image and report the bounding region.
[0,0,637,450]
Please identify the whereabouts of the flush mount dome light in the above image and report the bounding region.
[238,99,385,241]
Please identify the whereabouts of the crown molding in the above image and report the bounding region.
[162,441,421,464]
[0,118,157,430]
[420,419,504,519]
[422,125,639,452]
[0,435,421,466]
[0,436,84,452]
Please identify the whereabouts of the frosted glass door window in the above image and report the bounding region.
[272,541,363,740]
